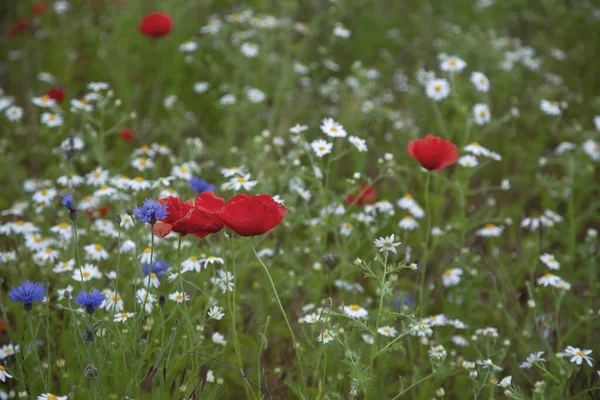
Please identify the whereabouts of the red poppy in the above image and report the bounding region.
[216,194,287,237]
[155,192,224,238]
[347,185,377,205]
[407,134,459,171]
[32,2,49,15]
[46,86,65,103]
[120,128,133,142]
[86,205,109,220]
[139,12,173,37]
[8,20,29,37]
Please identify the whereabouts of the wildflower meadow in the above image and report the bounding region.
[1,1,600,399]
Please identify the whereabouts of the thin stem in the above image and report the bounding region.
[418,172,432,316]
[252,241,307,398]
[225,234,254,399]
[369,253,388,396]
[142,226,155,314]
[26,312,47,389]
[71,222,86,291]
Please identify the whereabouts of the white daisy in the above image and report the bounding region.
[473,103,491,125]
[470,72,490,92]
[425,78,450,101]
[374,234,401,254]
[320,118,347,138]
[311,139,333,157]
[540,100,561,116]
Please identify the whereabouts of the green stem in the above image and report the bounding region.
[225,234,253,399]
[368,253,388,397]
[252,241,307,398]
[418,172,432,316]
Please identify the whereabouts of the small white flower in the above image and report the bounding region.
[377,326,397,337]
[442,268,463,287]
[564,346,593,367]
[320,118,347,138]
[318,330,335,343]
[426,79,450,101]
[179,40,198,52]
[208,306,225,320]
[114,312,134,322]
[473,103,491,125]
[374,234,401,254]
[498,376,512,388]
[539,253,560,270]
[440,56,467,72]
[193,81,210,93]
[470,72,490,92]
[583,139,600,161]
[459,155,479,168]
[540,100,561,116]
[476,224,504,237]
[349,136,367,152]
[240,42,259,57]
[333,23,351,38]
[342,304,368,319]
[212,332,227,345]
[311,139,333,157]
[398,216,419,230]
[41,112,64,127]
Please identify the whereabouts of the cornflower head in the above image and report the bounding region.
[189,177,215,193]
[9,280,46,311]
[142,258,169,278]
[134,199,168,224]
[75,289,105,314]
[61,194,77,221]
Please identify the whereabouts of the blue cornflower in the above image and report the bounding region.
[189,177,215,194]
[61,194,76,212]
[9,280,46,311]
[75,289,105,314]
[142,258,169,279]
[134,199,169,224]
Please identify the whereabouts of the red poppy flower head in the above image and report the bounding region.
[347,185,377,205]
[139,12,173,37]
[32,2,49,16]
[46,86,65,103]
[407,134,459,171]
[217,194,287,237]
[155,193,224,238]
[8,20,29,37]
[120,128,133,142]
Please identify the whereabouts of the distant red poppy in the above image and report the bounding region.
[347,185,377,205]
[407,134,459,171]
[46,87,65,103]
[139,12,173,37]
[155,192,224,238]
[86,205,109,220]
[120,128,133,142]
[8,20,29,37]
[216,194,287,237]
[32,2,49,15]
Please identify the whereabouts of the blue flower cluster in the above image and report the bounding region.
[75,289,105,314]
[142,258,169,279]
[189,177,215,194]
[9,280,46,310]
[61,194,76,212]
[134,199,169,224]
